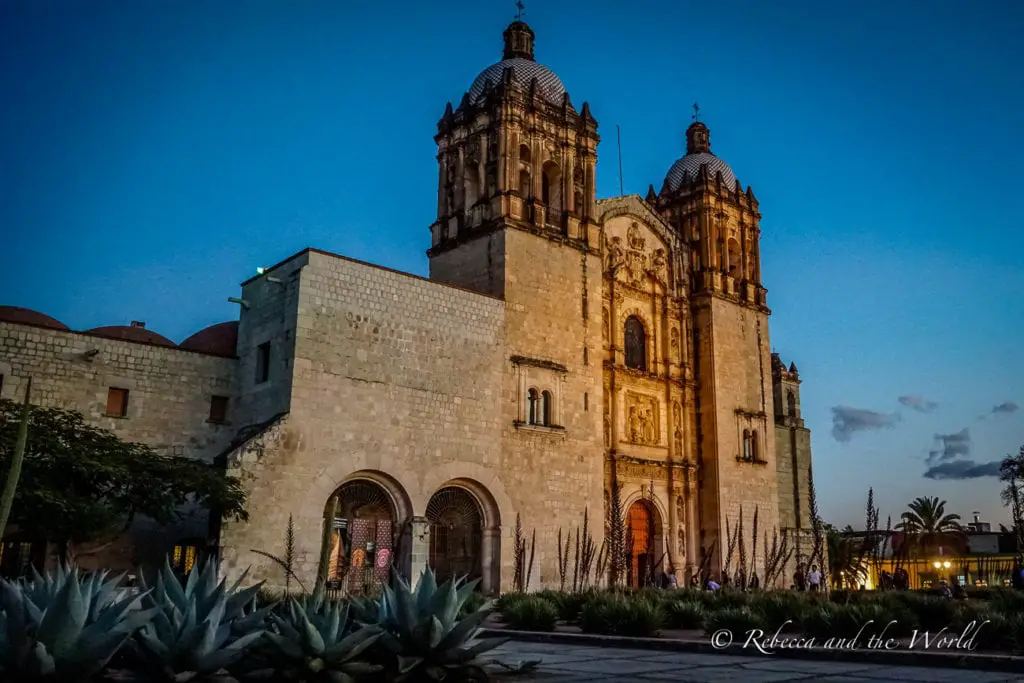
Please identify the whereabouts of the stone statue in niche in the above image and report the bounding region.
[651,248,667,283]
[627,223,645,250]
[673,402,681,430]
[625,393,659,445]
[674,430,682,459]
[670,328,679,360]
[677,527,686,555]
[676,495,685,523]
[609,236,625,269]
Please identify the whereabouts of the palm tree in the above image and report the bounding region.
[827,527,867,589]
[895,496,963,558]
[999,446,1024,559]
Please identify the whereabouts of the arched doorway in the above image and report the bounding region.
[327,479,398,595]
[626,500,661,588]
[426,486,484,585]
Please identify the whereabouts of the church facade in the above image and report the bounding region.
[0,20,813,591]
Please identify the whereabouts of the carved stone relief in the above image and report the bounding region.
[625,392,659,446]
[670,327,679,360]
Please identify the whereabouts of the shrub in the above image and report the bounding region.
[501,596,559,632]
[890,592,958,630]
[495,592,529,612]
[710,587,750,609]
[578,593,662,637]
[987,589,1024,617]
[664,600,706,630]
[704,607,765,638]
[459,589,488,617]
[750,591,806,632]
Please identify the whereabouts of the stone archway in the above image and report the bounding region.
[423,479,502,593]
[325,472,412,596]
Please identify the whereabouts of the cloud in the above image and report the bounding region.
[830,406,899,442]
[927,428,970,464]
[923,459,1001,480]
[992,401,1019,415]
[898,395,938,413]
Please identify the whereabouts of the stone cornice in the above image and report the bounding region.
[510,355,568,373]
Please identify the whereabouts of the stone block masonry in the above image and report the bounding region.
[0,321,238,571]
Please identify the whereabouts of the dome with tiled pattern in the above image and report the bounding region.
[663,120,738,193]
[465,20,567,106]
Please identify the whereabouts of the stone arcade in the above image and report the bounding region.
[0,20,814,591]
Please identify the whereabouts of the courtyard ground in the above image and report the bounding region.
[486,639,1024,682]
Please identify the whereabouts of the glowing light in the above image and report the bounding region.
[257,267,266,275]
[943,561,951,569]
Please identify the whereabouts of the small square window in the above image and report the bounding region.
[106,387,129,417]
[255,342,271,384]
[209,395,229,423]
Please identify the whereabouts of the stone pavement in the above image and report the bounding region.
[486,639,1024,682]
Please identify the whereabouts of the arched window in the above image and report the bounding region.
[519,169,531,198]
[541,390,553,426]
[624,316,647,371]
[786,391,797,418]
[742,430,753,461]
[542,161,562,212]
[727,238,741,278]
[751,430,759,461]
[527,388,540,425]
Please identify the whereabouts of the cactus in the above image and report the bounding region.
[0,564,155,681]
[374,568,505,682]
[260,594,383,682]
[127,558,267,682]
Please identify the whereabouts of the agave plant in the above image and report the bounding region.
[258,593,382,682]
[373,569,505,682]
[125,558,268,682]
[0,564,155,682]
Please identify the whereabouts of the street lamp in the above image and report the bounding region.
[943,561,951,570]
[933,561,941,569]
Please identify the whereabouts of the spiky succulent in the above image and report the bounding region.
[374,569,504,682]
[0,564,155,681]
[126,558,268,682]
[259,594,382,682]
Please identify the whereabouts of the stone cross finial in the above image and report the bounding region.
[692,102,701,122]
[515,0,525,20]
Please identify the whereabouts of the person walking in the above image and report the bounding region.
[807,565,822,592]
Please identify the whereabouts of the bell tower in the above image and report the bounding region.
[427,19,600,298]
[654,115,779,580]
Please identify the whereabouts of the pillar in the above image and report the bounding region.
[410,516,430,589]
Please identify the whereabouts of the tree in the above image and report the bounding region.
[827,527,867,589]
[895,496,963,558]
[0,398,248,561]
[999,445,1024,559]
[0,378,31,535]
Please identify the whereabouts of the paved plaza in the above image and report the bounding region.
[486,639,1023,682]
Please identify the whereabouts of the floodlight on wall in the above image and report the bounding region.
[265,276,283,284]
[227,297,250,309]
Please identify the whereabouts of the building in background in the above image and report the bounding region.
[0,19,815,591]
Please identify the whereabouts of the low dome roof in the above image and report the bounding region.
[85,325,177,348]
[468,58,566,105]
[179,321,238,357]
[0,306,69,331]
[664,152,737,192]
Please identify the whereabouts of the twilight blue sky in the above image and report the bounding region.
[2,0,1022,529]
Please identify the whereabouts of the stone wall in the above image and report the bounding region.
[499,228,605,590]
[218,250,509,590]
[429,232,507,299]
[0,322,237,571]
[693,296,780,578]
[775,423,813,532]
